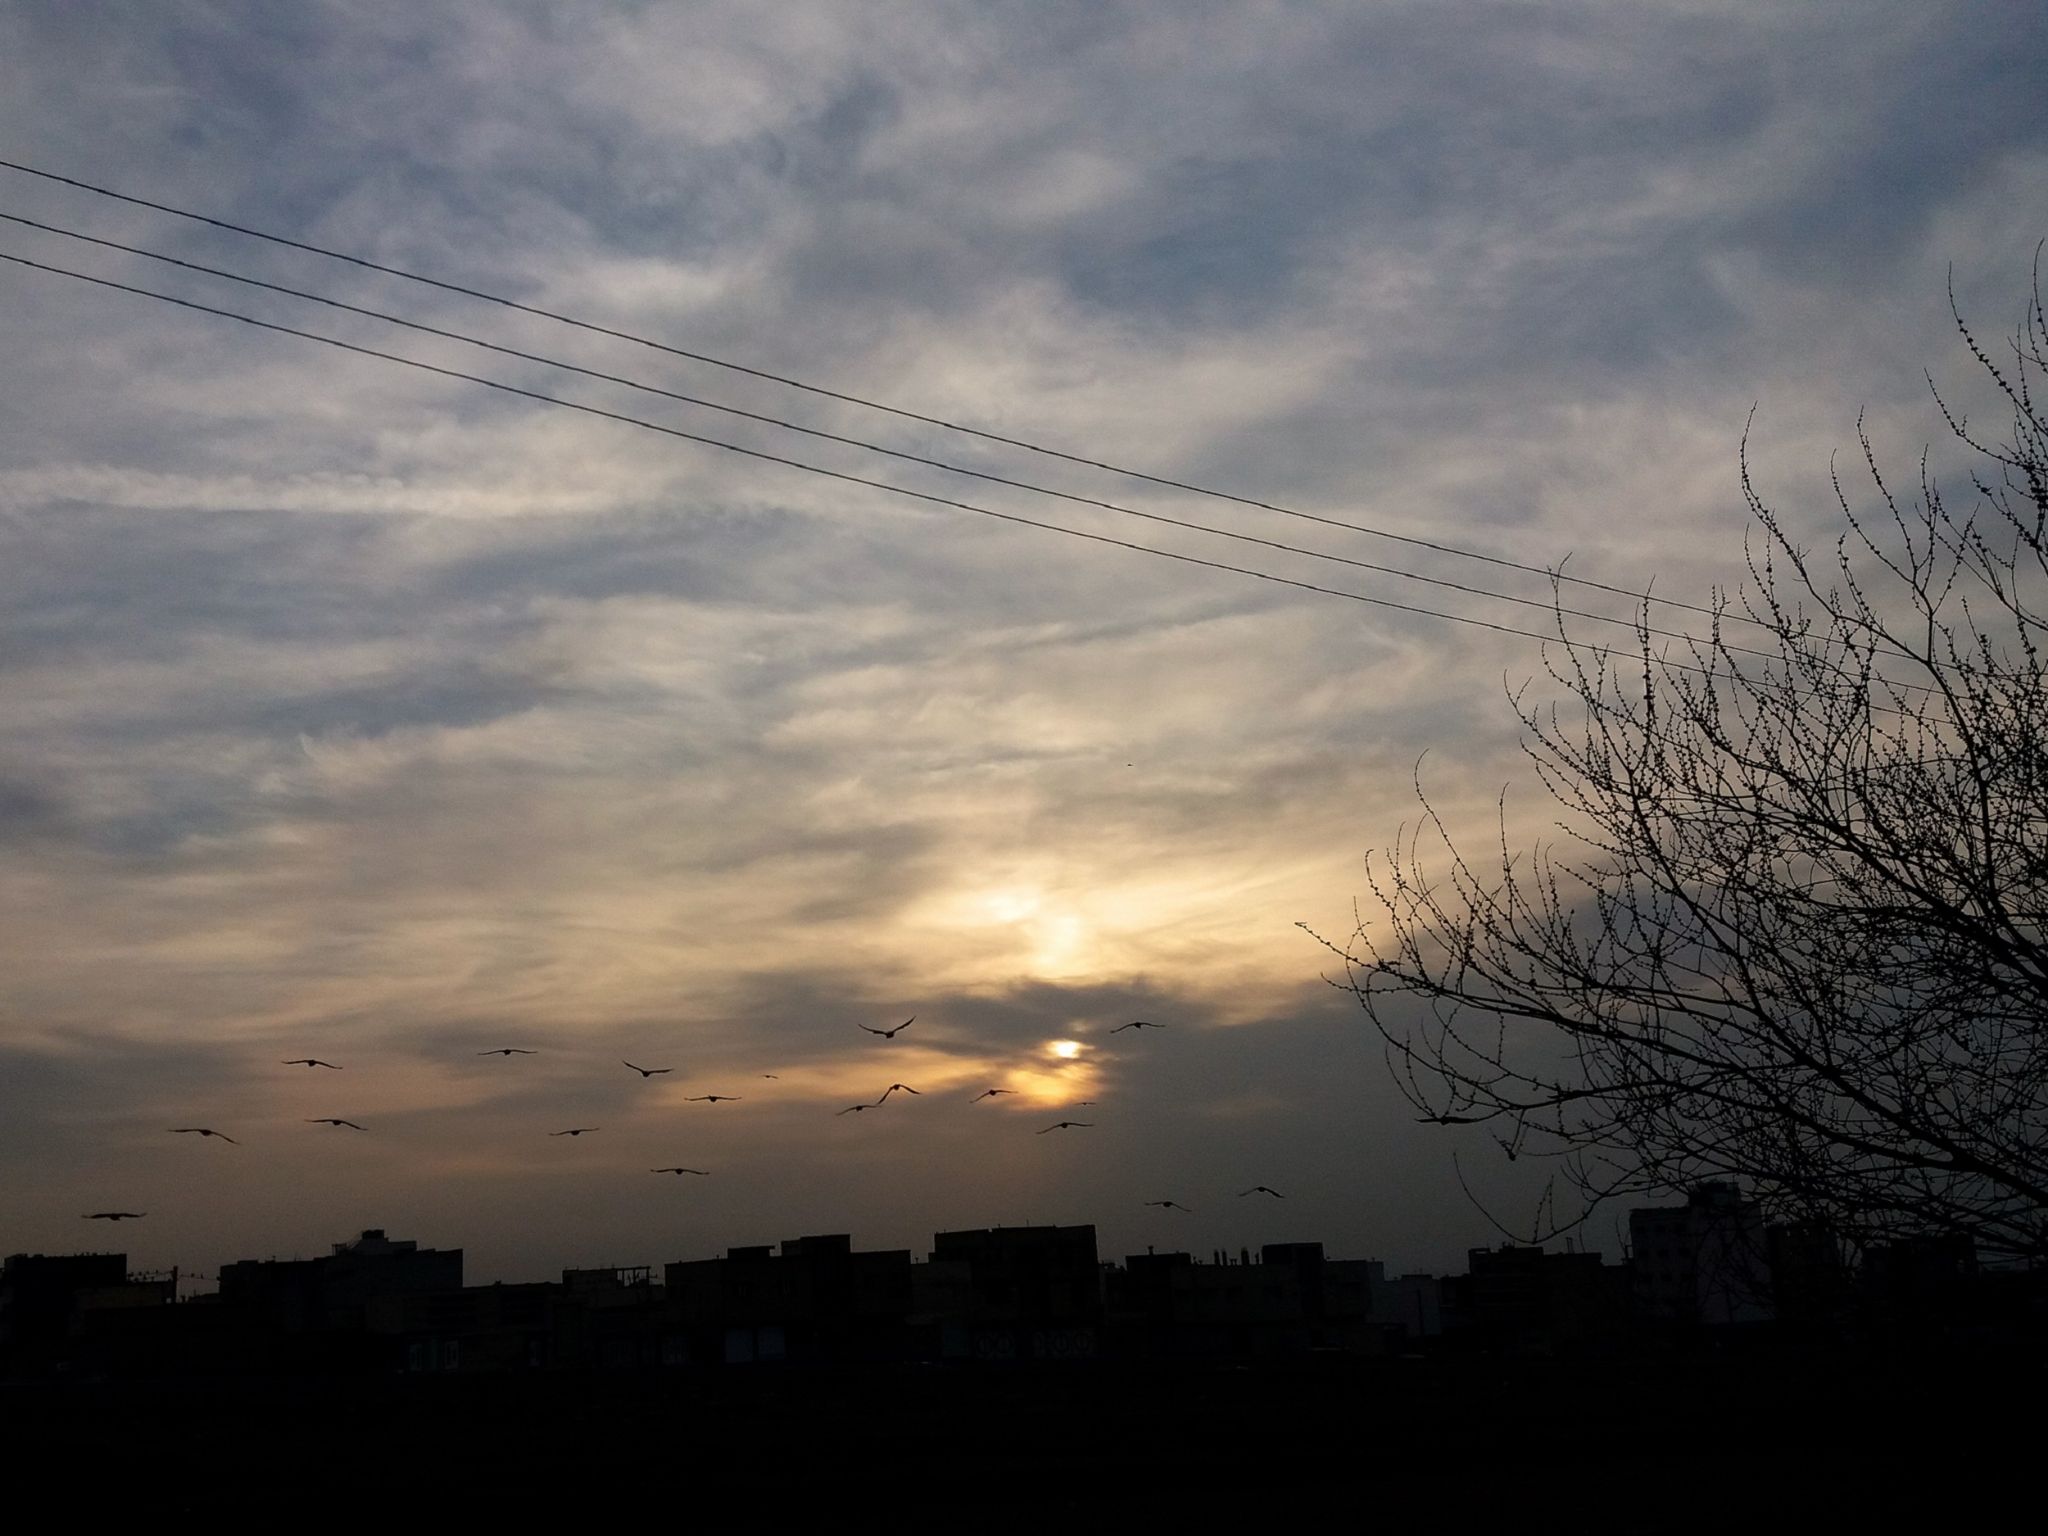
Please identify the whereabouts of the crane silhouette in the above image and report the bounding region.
[622,1061,673,1078]
[169,1127,237,1144]
[1144,1200,1193,1213]
[477,1048,538,1056]
[875,1083,922,1103]
[281,1058,341,1069]
[550,1127,600,1137]
[970,1088,1015,1102]
[1110,1020,1165,1033]
[1037,1121,1093,1134]
[651,1167,710,1176]
[84,1211,146,1221]
[858,1017,915,1039]
[1238,1186,1286,1199]
[837,1103,874,1115]
[686,1094,742,1104]
[307,1118,365,1130]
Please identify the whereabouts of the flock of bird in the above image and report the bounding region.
[83,1013,1289,1225]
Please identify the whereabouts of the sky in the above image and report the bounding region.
[2,1,2045,1287]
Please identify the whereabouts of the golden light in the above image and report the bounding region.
[977,886,1043,924]
[1047,1039,1082,1060]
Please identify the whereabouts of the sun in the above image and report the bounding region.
[1048,1039,1082,1060]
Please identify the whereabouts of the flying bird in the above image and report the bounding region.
[1111,1021,1165,1033]
[761,1074,780,1080]
[84,1211,146,1221]
[281,1058,341,1069]
[622,1061,673,1078]
[970,1089,1015,1102]
[858,1017,915,1039]
[169,1128,237,1144]
[307,1118,365,1130]
[1239,1186,1286,1199]
[651,1167,710,1176]
[1144,1200,1193,1212]
[875,1083,922,1103]
[837,1103,874,1116]
[550,1127,600,1137]
[1073,1101,1099,1107]
[1037,1121,1093,1134]
[686,1094,741,1103]
[478,1048,538,1056]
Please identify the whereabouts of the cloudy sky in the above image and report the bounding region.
[2,2,2044,1286]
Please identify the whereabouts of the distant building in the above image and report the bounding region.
[1372,1271,1444,1344]
[928,1225,1102,1362]
[665,1233,913,1364]
[1630,1184,1773,1328]
[1105,1242,1383,1359]
[1860,1232,1979,1341]
[1764,1220,1851,1332]
[218,1228,463,1336]
[1442,1244,1632,1355]
[1,1251,131,1371]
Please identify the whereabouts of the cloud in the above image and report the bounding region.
[1,0,2043,1280]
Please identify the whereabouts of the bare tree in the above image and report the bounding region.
[1322,265,2048,1263]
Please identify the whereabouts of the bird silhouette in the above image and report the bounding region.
[761,1073,780,1080]
[970,1089,1015,1102]
[281,1058,341,1069]
[169,1127,237,1144]
[1110,1020,1164,1033]
[1073,1101,1099,1107]
[875,1083,922,1103]
[1144,1200,1193,1212]
[478,1048,537,1056]
[1037,1121,1093,1134]
[622,1061,673,1078]
[858,1017,915,1039]
[686,1094,741,1103]
[651,1167,710,1176]
[837,1103,874,1116]
[550,1127,600,1137]
[307,1118,365,1130]
[1238,1186,1286,1199]
[84,1211,146,1221]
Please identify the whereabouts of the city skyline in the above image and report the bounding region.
[4,4,2047,1286]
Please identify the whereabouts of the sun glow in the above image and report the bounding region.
[922,880,1110,981]
[985,1037,1097,1107]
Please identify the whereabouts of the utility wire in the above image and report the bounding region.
[0,155,1761,631]
[0,207,1806,666]
[3,244,1809,689]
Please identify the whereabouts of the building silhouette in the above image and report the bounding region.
[928,1224,1102,1361]
[1630,1183,1774,1328]
[665,1233,913,1365]
[0,1250,174,1374]
[8,1208,2042,1384]
[1440,1243,1631,1356]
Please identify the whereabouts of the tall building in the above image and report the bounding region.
[1443,1244,1632,1354]
[1,1251,129,1370]
[1630,1183,1774,1327]
[928,1225,1102,1361]
[218,1228,463,1334]
[665,1233,914,1364]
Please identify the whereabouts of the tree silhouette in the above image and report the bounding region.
[1325,264,2048,1264]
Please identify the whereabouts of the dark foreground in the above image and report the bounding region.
[10,1353,2030,1519]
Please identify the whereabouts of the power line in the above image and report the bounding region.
[2,243,1797,685]
[0,207,1794,664]
[0,154,1756,630]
